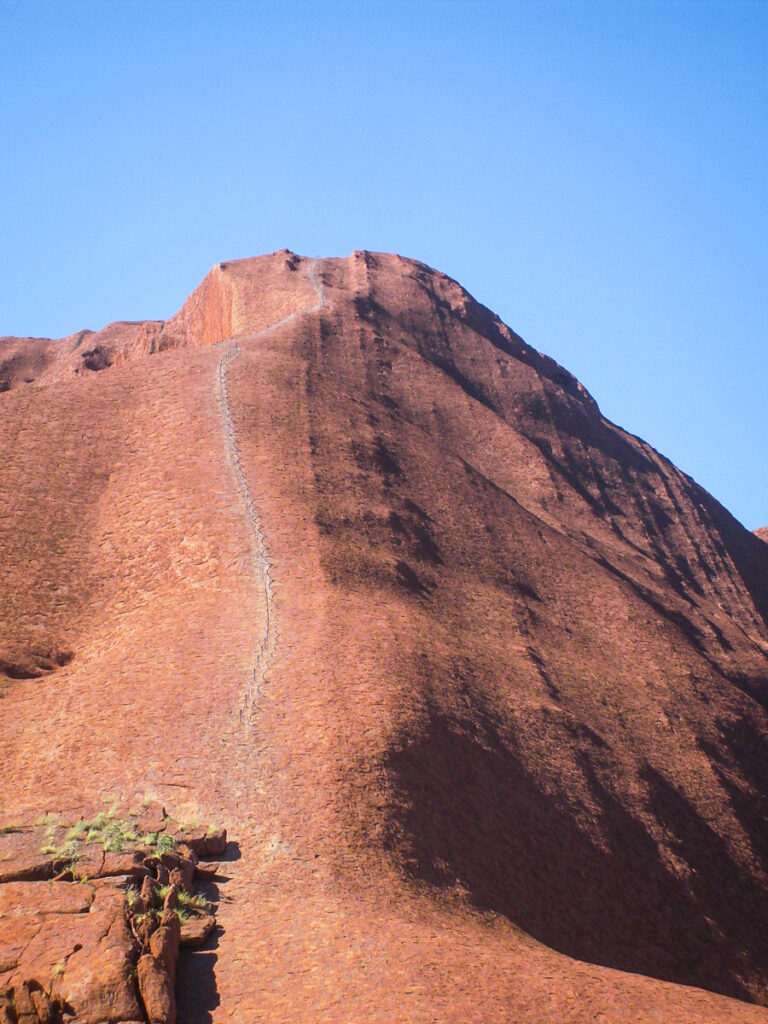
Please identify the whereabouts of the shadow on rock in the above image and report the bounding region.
[176,877,222,1024]
[383,700,768,1005]
[176,948,219,1024]
[219,840,241,863]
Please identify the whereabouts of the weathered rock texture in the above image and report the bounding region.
[1,250,767,1022]
[0,815,221,1023]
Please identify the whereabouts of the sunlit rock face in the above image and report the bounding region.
[1,250,767,1023]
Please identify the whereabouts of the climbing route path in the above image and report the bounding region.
[216,259,326,726]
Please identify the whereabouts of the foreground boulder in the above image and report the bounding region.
[0,811,222,1024]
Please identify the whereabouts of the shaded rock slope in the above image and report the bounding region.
[1,250,767,1023]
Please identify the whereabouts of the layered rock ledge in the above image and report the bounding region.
[0,808,226,1024]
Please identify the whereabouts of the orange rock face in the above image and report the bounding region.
[1,250,767,1022]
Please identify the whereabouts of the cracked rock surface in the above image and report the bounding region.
[2,251,767,1022]
[0,814,223,1024]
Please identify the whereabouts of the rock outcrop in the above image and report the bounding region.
[0,813,223,1024]
[1,251,767,1023]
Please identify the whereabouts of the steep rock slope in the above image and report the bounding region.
[1,251,767,1023]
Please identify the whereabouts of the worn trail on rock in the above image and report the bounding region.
[216,259,327,726]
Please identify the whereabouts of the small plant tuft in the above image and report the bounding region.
[178,889,212,913]
[156,834,176,854]
[102,820,138,852]
[155,884,171,904]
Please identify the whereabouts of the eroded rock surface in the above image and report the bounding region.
[1,251,767,1023]
[0,813,223,1024]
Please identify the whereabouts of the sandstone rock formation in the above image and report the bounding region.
[0,813,222,1023]
[1,250,767,1022]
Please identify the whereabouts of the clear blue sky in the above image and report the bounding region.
[1,1,765,528]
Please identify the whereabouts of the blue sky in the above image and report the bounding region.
[1,0,765,528]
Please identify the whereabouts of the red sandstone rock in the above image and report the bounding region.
[139,875,157,913]
[0,858,53,884]
[175,843,198,864]
[137,953,176,1024]
[193,860,219,880]
[48,886,143,1023]
[99,849,151,880]
[179,911,216,948]
[30,987,54,1024]
[0,881,92,917]
[162,884,179,912]
[134,805,169,834]
[1,251,767,1023]
[11,983,36,1023]
[167,864,193,897]
[63,843,104,881]
[158,851,182,871]
[0,996,14,1024]
[202,828,227,857]
[173,828,226,857]
[149,909,181,985]
[144,856,171,885]
[132,909,159,949]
